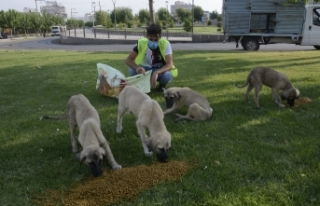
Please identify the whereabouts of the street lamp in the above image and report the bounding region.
[92,2,96,27]
[112,0,117,29]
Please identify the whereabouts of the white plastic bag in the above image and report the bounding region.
[96,63,151,98]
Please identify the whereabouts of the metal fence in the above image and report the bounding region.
[64,27,192,41]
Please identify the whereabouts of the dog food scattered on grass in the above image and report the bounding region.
[36,160,191,206]
[286,97,312,108]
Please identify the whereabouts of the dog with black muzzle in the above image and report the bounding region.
[41,94,121,177]
[163,87,213,121]
[116,86,171,163]
[235,67,300,108]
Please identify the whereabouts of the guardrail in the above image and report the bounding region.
[65,27,192,41]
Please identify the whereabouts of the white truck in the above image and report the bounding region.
[222,0,320,50]
[51,25,61,36]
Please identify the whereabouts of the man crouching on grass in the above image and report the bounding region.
[125,23,178,92]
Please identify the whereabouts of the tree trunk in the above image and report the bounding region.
[149,0,155,24]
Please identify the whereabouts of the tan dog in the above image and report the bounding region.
[235,67,300,108]
[41,94,121,177]
[163,87,213,121]
[116,86,171,162]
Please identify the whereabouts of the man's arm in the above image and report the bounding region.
[125,51,145,74]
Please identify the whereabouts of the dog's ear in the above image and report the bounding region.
[146,136,160,152]
[99,147,106,156]
[295,88,300,99]
[174,92,182,100]
[77,151,86,164]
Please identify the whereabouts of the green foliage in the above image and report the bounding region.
[40,11,55,36]
[157,7,170,22]
[183,18,192,32]
[66,18,79,29]
[85,21,93,27]
[138,9,150,25]
[18,13,32,36]
[95,10,108,26]
[176,7,191,24]
[5,9,20,32]
[207,20,212,26]
[210,10,220,19]
[193,6,204,22]
[110,8,133,25]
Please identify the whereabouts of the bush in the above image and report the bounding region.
[183,19,192,32]
[207,20,212,26]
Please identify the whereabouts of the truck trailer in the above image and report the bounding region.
[222,0,320,50]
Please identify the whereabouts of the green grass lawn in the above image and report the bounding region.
[0,49,319,205]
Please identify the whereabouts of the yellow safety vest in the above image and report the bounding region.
[134,38,178,77]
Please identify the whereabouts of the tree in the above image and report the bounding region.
[193,6,204,23]
[18,13,32,36]
[95,10,108,26]
[29,12,42,35]
[110,8,133,26]
[210,10,220,20]
[138,9,150,25]
[157,7,169,22]
[40,11,54,37]
[66,18,79,29]
[0,10,7,29]
[176,7,191,24]
[6,9,20,36]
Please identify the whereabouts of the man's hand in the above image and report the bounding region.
[151,71,158,88]
[136,67,145,74]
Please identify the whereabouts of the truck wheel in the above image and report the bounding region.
[314,46,320,50]
[243,39,260,51]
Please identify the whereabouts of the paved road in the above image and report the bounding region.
[0,36,316,51]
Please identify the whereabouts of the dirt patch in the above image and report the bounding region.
[286,97,312,108]
[36,160,191,206]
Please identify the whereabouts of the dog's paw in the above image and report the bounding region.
[116,126,122,133]
[144,151,153,156]
[112,164,122,170]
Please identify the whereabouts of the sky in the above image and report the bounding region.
[0,0,223,17]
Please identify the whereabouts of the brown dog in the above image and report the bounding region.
[235,67,300,108]
[163,87,213,121]
[41,94,121,177]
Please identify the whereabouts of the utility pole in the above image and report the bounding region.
[35,0,45,13]
[112,0,117,29]
[92,2,96,27]
[71,8,77,18]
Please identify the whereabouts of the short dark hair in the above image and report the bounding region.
[146,23,162,36]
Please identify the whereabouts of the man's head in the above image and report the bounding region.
[146,23,162,40]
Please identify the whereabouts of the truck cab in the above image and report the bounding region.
[301,5,320,49]
[223,0,320,50]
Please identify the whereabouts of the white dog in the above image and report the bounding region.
[116,86,171,162]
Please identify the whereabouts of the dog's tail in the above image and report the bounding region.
[234,81,249,88]
[40,114,67,121]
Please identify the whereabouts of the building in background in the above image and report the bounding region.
[23,7,38,13]
[170,1,192,18]
[40,1,67,19]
